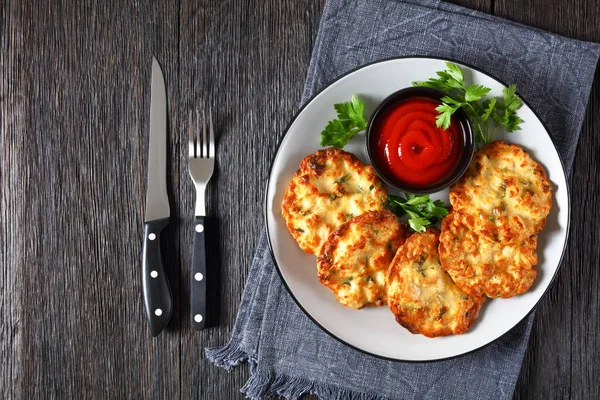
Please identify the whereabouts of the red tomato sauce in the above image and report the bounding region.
[373,97,463,186]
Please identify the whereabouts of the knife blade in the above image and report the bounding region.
[142,56,173,337]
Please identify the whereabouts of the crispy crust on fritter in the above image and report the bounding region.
[439,212,538,299]
[317,211,411,309]
[449,141,552,243]
[386,228,483,337]
[281,148,388,255]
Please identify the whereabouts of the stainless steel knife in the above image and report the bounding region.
[142,56,173,337]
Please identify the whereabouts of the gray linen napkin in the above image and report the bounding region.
[207,0,600,398]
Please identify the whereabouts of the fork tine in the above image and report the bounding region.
[202,109,208,158]
[188,110,194,158]
[209,108,215,159]
[195,109,201,158]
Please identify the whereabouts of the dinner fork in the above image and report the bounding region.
[188,109,215,330]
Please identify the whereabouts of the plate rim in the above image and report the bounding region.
[263,55,571,362]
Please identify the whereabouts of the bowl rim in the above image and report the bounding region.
[365,86,475,194]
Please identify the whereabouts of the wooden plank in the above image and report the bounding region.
[492,1,600,399]
[176,1,324,398]
[1,0,24,398]
[7,0,181,397]
[567,75,600,400]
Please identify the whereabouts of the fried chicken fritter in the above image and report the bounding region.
[282,148,388,255]
[449,141,552,243]
[439,212,538,298]
[387,228,483,337]
[317,211,411,309]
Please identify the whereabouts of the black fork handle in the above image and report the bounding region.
[191,216,207,330]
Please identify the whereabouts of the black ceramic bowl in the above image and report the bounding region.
[365,87,475,194]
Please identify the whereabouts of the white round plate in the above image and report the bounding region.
[265,56,569,362]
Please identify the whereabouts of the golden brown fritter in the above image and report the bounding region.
[449,141,552,243]
[281,148,388,255]
[439,212,538,299]
[386,228,483,337]
[317,211,411,309]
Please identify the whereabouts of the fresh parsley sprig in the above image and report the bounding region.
[388,194,449,233]
[412,62,524,145]
[320,95,368,148]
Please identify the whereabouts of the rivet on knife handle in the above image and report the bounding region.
[191,216,207,330]
[142,219,173,336]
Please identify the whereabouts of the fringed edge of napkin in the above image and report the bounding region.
[206,337,388,400]
[205,337,252,370]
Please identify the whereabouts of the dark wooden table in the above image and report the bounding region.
[2,0,599,399]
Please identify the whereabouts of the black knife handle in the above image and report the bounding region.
[191,216,207,330]
[142,219,173,337]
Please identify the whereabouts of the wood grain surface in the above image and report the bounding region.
[0,0,598,399]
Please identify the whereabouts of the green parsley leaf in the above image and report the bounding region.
[411,79,448,91]
[320,119,351,148]
[445,62,464,85]
[436,72,463,90]
[503,84,523,112]
[504,113,524,133]
[503,84,517,103]
[464,85,491,102]
[405,195,430,206]
[388,194,450,232]
[434,200,447,208]
[435,102,459,129]
[412,63,524,146]
[480,97,497,122]
[334,94,367,130]
[320,95,368,148]
[408,217,430,233]
[405,209,421,219]
[440,96,463,107]
[425,201,449,218]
